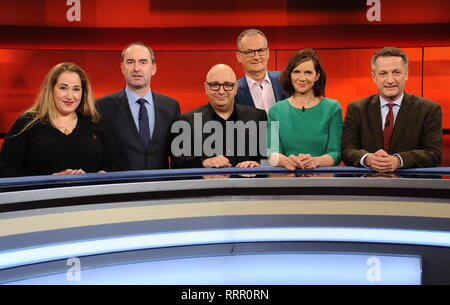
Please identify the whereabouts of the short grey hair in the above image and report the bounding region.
[236,29,268,50]
[371,47,408,71]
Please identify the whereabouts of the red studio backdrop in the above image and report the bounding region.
[0,0,449,144]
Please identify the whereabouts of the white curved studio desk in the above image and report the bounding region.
[0,166,449,285]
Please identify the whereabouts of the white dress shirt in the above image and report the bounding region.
[360,93,404,168]
[245,73,276,112]
[125,86,155,139]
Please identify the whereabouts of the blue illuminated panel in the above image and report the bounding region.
[0,227,448,271]
[6,253,421,285]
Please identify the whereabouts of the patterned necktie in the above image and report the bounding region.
[383,103,395,153]
[137,98,150,150]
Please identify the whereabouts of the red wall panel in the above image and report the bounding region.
[0,49,122,133]
[424,47,450,129]
[2,47,449,133]
[2,0,449,28]
[0,1,449,164]
[0,1,449,132]
[2,24,450,52]
[153,51,276,113]
[0,49,277,132]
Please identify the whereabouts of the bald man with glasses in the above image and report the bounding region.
[235,29,289,112]
[171,64,267,169]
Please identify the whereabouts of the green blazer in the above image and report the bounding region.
[342,92,442,168]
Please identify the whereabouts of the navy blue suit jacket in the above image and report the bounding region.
[235,71,289,108]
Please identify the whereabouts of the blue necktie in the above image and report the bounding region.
[137,98,150,150]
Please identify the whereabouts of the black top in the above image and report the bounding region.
[0,113,120,177]
[171,103,268,168]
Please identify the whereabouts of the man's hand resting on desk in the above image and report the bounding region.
[202,155,232,168]
[235,161,260,168]
[52,168,86,175]
[364,149,401,173]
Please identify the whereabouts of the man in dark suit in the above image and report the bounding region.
[96,42,180,170]
[171,64,267,169]
[342,47,442,172]
[235,29,289,112]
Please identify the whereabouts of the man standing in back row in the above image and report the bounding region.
[235,29,289,112]
[96,42,180,170]
[342,47,442,172]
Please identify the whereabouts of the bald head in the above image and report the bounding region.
[206,64,237,83]
[204,64,238,114]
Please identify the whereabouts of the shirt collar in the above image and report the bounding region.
[245,73,271,88]
[207,102,237,121]
[125,86,153,105]
[379,93,404,108]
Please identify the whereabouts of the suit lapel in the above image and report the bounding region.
[238,76,255,107]
[149,91,160,150]
[268,71,283,101]
[116,89,144,150]
[390,93,414,152]
[367,95,384,149]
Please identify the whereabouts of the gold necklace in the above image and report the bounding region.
[52,116,77,135]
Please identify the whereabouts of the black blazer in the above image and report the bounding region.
[96,89,180,170]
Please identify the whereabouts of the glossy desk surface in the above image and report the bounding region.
[0,166,449,284]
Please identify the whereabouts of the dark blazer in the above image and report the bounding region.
[342,92,442,168]
[96,89,180,170]
[172,103,267,168]
[235,71,289,107]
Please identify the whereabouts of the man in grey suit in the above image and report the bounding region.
[96,42,180,170]
[235,29,289,112]
[342,47,442,172]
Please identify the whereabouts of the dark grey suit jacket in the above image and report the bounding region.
[342,92,442,168]
[96,89,180,170]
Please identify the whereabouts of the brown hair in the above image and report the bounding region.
[279,48,326,97]
[121,42,156,64]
